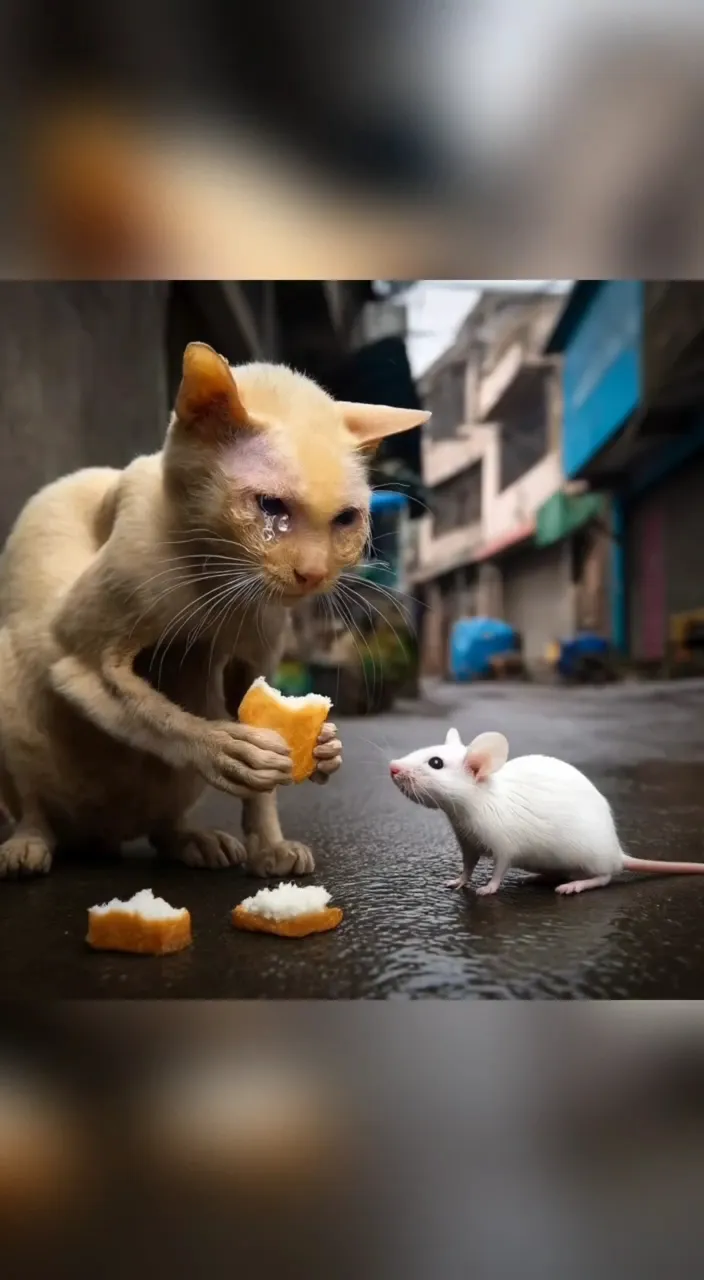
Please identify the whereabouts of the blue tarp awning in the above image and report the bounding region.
[370,490,408,513]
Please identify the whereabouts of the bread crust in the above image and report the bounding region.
[87,909,192,954]
[232,904,342,937]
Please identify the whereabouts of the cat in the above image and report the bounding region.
[0,341,429,878]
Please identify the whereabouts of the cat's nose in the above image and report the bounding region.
[390,763,401,777]
[294,568,325,591]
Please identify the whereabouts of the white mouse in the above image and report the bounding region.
[390,727,704,896]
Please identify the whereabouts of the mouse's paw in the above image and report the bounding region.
[555,875,611,895]
[0,832,53,879]
[245,835,315,878]
[446,874,468,890]
[475,882,500,897]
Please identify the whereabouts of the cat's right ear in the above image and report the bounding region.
[174,343,249,438]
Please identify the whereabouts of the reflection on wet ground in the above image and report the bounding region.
[2,678,704,997]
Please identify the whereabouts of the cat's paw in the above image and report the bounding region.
[0,834,53,878]
[199,722,293,795]
[310,721,342,785]
[245,834,315,878]
[154,827,246,870]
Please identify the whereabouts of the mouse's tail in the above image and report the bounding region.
[622,854,704,876]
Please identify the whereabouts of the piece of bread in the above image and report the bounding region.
[238,676,332,783]
[87,888,192,954]
[232,882,343,938]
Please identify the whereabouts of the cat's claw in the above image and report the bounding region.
[245,836,315,878]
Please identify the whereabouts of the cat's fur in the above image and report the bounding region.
[0,342,428,878]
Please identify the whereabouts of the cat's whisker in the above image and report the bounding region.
[183,574,260,660]
[342,572,419,623]
[127,569,246,640]
[151,552,256,566]
[126,564,248,609]
[339,586,383,707]
[330,587,377,712]
[340,575,412,629]
[150,573,256,684]
[127,568,251,640]
[338,579,411,673]
[372,485,434,519]
[206,572,267,679]
[158,528,247,550]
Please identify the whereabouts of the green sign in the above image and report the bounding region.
[535,491,604,548]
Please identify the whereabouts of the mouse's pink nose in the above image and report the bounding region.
[390,763,401,777]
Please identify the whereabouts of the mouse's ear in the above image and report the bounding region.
[445,727,462,747]
[464,732,509,781]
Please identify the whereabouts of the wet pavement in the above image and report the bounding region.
[3,677,704,998]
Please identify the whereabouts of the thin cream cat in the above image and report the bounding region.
[0,343,428,878]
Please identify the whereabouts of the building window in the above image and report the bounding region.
[426,362,466,441]
[498,369,549,491]
[433,462,483,536]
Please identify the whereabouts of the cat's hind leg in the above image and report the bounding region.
[150,818,247,870]
[242,792,315,878]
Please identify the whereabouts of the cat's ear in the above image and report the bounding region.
[339,402,430,450]
[445,727,462,748]
[174,343,249,436]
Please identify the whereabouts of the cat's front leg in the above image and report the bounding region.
[241,792,315,878]
[50,652,293,793]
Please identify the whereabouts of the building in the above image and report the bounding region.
[412,287,607,677]
[410,290,524,675]
[546,281,704,668]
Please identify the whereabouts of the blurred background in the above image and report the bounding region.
[2,0,704,274]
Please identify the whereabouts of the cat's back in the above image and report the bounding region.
[0,466,123,622]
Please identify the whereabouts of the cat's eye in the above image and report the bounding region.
[428,757,444,770]
[333,507,360,528]
[257,495,290,520]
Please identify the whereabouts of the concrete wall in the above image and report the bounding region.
[0,282,169,543]
[417,513,482,581]
[478,295,562,421]
[483,449,563,545]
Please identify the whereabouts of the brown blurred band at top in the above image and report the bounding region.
[4,3,704,278]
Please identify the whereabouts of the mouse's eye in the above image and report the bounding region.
[428,756,444,770]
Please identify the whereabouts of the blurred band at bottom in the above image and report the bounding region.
[1,1002,704,1280]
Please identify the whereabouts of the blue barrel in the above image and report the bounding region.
[557,632,609,679]
[449,617,520,682]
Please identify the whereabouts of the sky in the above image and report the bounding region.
[401,280,571,378]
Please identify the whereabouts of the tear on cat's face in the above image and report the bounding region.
[164,343,430,603]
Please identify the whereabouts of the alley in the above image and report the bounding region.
[3,680,704,999]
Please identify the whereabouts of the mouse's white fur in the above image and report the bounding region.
[391,728,704,896]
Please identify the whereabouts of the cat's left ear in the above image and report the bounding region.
[174,343,249,436]
[339,402,430,449]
